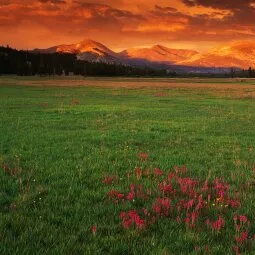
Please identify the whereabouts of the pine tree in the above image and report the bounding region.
[248,67,252,78]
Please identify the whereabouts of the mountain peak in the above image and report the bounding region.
[53,39,118,58]
[78,39,102,48]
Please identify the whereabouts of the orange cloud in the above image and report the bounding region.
[125,23,187,32]
[0,0,254,50]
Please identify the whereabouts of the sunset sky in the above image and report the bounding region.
[1,0,255,51]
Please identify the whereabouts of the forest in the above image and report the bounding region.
[1,45,255,77]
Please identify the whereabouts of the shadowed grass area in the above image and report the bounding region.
[0,77,255,254]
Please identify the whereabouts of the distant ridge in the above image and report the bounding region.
[120,45,198,64]
[179,41,255,69]
[33,39,255,69]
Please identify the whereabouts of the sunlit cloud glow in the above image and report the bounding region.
[0,0,254,50]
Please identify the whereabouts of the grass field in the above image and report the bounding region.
[1,76,255,254]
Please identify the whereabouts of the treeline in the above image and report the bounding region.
[248,67,255,78]
[1,46,255,78]
[227,67,255,78]
[0,46,167,77]
[0,46,76,76]
[183,68,255,78]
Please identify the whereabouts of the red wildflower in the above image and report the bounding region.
[120,212,126,219]
[191,211,198,225]
[207,194,211,203]
[135,217,146,229]
[126,192,135,201]
[201,180,209,192]
[235,224,241,232]
[228,199,241,208]
[128,210,138,220]
[209,216,225,231]
[138,152,149,161]
[177,201,182,212]
[125,184,135,201]
[3,164,10,175]
[235,230,249,243]
[214,177,230,199]
[174,165,187,174]
[91,225,97,234]
[123,218,132,229]
[168,172,176,180]
[117,193,124,199]
[152,203,161,214]
[152,198,171,216]
[154,168,163,176]
[158,182,175,194]
[135,167,142,180]
[108,189,125,202]
[184,217,190,225]
[137,184,144,199]
[121,210,146,230]
[177,216,181,224]
[183,199,194,210]
[239,215,248,223]
[233,246,240,255]
[102,175,117,185]
[108,189,119,197]
[195,196,204,211]
[143,208,148,216]
[206,219,211,226]
[178,177,198,195]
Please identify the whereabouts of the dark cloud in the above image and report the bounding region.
[154,5,177,13]
[39,0,66,4]
[182,0,254,10]
[72,2,144,19]
[180,0,255,39]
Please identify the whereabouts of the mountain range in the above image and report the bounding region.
[34,39,255,70]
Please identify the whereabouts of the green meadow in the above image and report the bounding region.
[0,77,255,254]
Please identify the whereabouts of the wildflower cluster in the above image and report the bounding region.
[99,154,255,253]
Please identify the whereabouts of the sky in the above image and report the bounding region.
[0,0,255,51]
